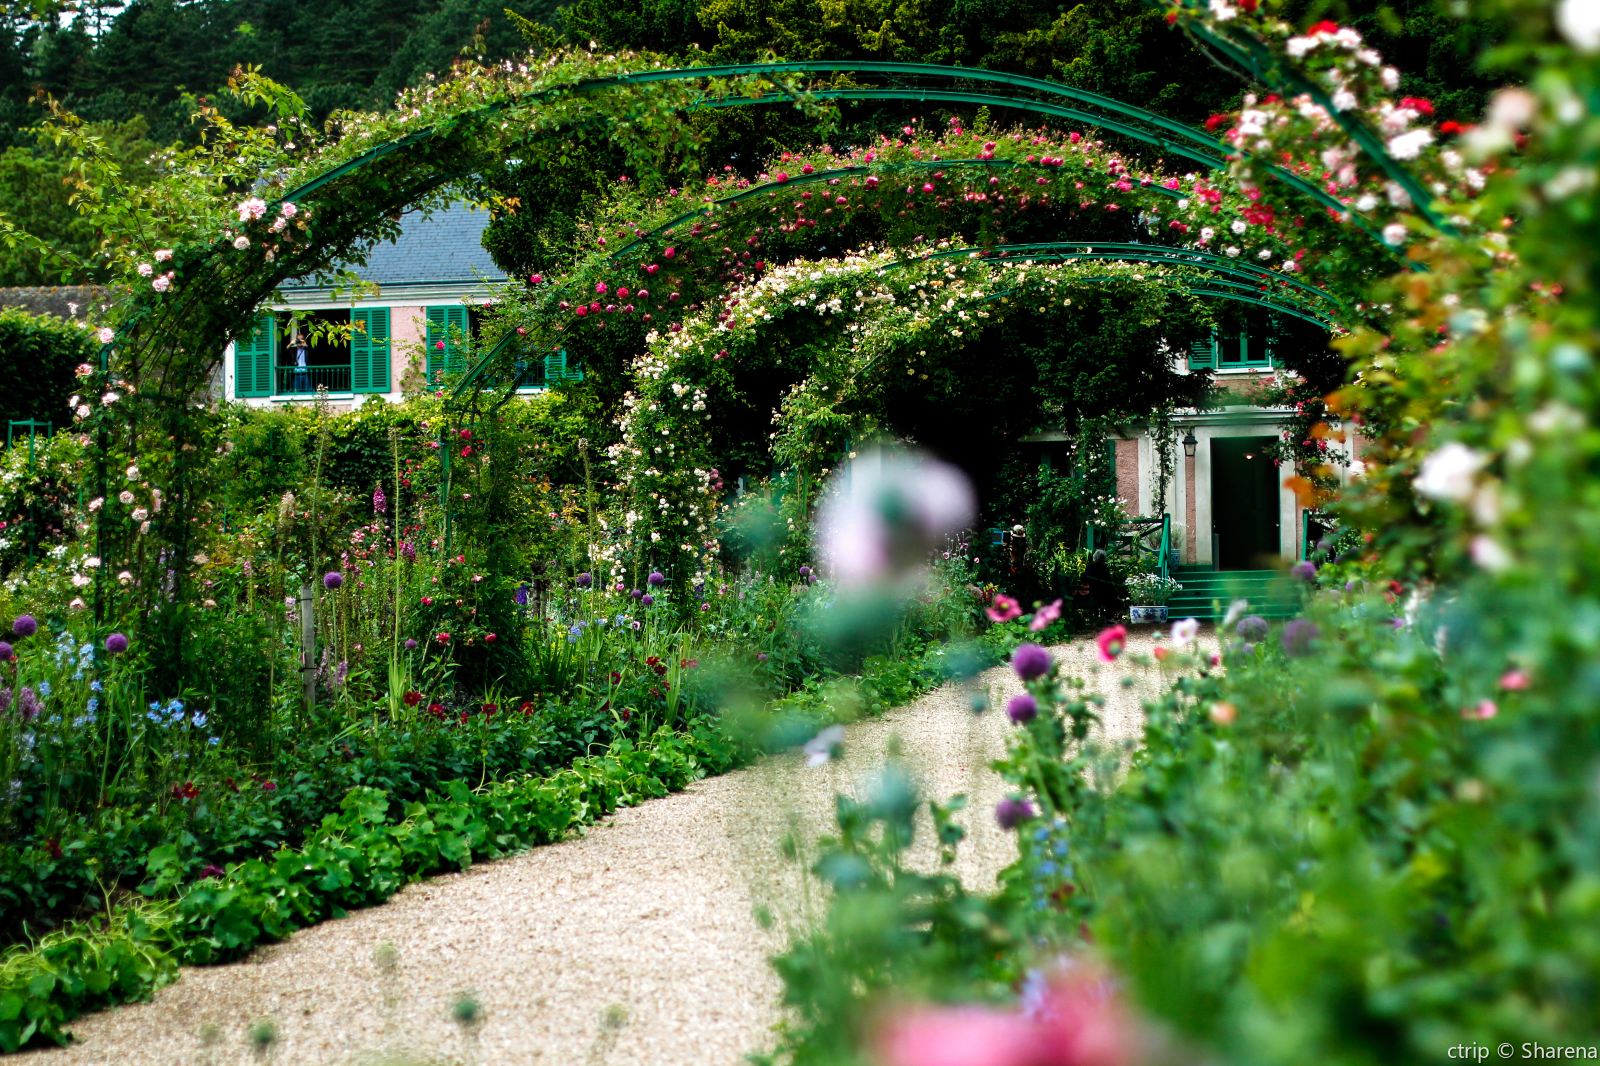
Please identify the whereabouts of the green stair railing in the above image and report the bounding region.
[1088,513,1171,581]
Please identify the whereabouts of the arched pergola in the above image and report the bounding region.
[84,41,1446,668]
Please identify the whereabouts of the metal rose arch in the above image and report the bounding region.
[89,56,1431,676]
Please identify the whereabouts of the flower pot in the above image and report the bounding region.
[1129,604,1169,624]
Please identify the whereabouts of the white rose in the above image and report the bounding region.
[1557,0,1600,51]
[1414,442,1489,503]
[1387,129,1434,160]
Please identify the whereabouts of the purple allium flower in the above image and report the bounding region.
[1236,615,1269,642]
[1011,642,1052,681]
[630,588,643,600]
[105,632,129,655]
[1006,692,1038,725]
[323,572,343,590]
[373,485,387,514]
[404,638,418,651]
[12,615,37,638]
[798,565,812,578]
[17,686,41,720]
[995,795,1036,831]
[577,572,593,588]
[0,641,11,662]
[640,593,655,606]
[647,570,666,586]
[1281,618,1320,657]
[1290,560,1317,582]
[515,583,529,606]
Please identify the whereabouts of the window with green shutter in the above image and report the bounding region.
[543,349,584,386]
[1187,332,1217,371]
[351,307,390,393]
[425,305,470,383]
[234,313,276,398]
[1217,329,1273,370]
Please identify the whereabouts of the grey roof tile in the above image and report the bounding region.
[283,201,505,290]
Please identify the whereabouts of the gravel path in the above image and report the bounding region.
[32,632,1185,1066]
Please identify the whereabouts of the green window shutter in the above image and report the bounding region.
[424,305,469,383]
[1187,331,1217,371]
[543,349,583,385]
[351,307,390,393]
[234,314,275,398]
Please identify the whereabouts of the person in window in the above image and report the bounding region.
[290,332,310,393]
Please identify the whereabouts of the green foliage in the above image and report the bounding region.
[0,309,91,433]
[0,575,982,1051]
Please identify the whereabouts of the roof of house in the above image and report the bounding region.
[0,285,109,322]
[282,200,506,297]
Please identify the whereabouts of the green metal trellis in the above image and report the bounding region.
[456,239,1344,411]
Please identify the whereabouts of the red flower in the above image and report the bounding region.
[1399,96,1435,116]
[404,690,423,706]
[482,702,498,716]
[421,596,434,606]
[435,632,451,644]
[484,632,497,643]
[171,781,200,800]
[1096,625,1129,663]
[259,780,276,792]
[199,863,226,879]
[1306,19,1340,34]
[519,699,535,714]
[1438,120,1466,135]
[428,701,446,718]
[1204,113,1230,132]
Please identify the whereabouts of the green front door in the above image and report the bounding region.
[1211,436,1281,569]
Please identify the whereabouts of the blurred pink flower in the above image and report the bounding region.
[1030,599,1063,632]
[875,965,1141,1066]
[987,594,1023,624]
[817,447,975,587]
[1096,625,1128,663]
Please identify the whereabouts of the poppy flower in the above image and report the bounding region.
[986,594,1023,624]
[1095,625,1128,663]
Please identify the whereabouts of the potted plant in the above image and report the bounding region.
[1125,572,1182,623]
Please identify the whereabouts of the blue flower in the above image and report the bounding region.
[38,681,51,697]
[90,680,102,692]
[86,697,99,714]
[208,736,220,747]
[192,711,208,729]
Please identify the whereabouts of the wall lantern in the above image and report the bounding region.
[1182,429,1198,459]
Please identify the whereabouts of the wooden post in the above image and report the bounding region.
[299,580,316,712]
